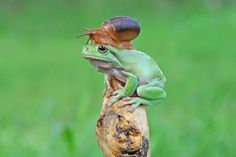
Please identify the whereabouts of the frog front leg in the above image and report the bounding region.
[107,71,138,107]
[118,79,167,112]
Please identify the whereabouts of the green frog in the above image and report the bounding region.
[82,40,167,112]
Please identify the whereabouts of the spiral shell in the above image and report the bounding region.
[102,16,141,42]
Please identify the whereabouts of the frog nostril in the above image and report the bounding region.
[86,47,89,50]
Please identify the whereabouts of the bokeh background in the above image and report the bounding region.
[1,0,236,156]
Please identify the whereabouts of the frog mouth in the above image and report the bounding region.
[83,55,122,71]
[83,55,111,63]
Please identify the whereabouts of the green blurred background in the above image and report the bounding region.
[0,0,236,156]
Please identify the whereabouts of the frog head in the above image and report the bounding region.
[82,40,123,73]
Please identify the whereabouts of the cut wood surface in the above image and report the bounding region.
[95,76,150,157]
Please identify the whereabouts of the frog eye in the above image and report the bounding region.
[98,45,108,54]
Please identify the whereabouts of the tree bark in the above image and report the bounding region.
[95,76,150,157]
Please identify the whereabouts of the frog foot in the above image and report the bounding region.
[117,97,144,113]
[107,89,126,107]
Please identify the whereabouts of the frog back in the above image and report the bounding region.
[118,49,166,83]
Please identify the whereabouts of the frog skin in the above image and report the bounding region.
[82,40,167,112]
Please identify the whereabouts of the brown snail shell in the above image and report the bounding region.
[102,16,141,42]
[77,16,141,49]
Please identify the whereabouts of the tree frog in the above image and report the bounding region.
[82,40,167,112]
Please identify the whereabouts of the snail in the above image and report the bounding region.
[77,16,141,49]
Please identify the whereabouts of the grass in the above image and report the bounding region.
[0,1,236,156]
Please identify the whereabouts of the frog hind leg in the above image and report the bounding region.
[118,80,167,112]
[137,83,167,101]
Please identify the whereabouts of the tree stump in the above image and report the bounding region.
[95,76,150,157]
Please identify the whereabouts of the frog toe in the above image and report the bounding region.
[107,98,117,107]
[117,97,136,108]
[128,102,141,112]
[122,96,133,101]
[117,100,132,108]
